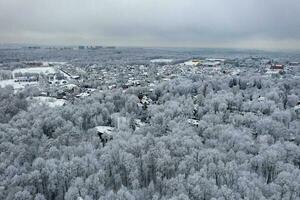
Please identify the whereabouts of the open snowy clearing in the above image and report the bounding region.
[28,96,66,108]
[0,79,38,89]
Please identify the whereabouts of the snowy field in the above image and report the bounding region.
[13,67,56,77]
[0,79,38,89]
[150,59,173,63]
[28,96,66,108]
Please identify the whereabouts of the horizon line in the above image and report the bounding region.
[0,42,300,53]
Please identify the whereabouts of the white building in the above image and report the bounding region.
[202,61,221,67]
[184,59,202,66]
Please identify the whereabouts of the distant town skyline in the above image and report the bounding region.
[0,0,300,50]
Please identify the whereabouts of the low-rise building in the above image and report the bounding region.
[202,61,221,67]
[95,126,114,146]
[270,64,284,70]
[295,102,300,118]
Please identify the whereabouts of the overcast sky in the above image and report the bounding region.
[0,0,300,50]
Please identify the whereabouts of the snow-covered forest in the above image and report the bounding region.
[0,48,300,200]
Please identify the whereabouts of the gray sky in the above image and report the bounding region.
[0,0,300,50]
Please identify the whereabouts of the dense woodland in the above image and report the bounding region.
[1,68,300,200]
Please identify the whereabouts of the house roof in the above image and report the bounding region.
[270,64,284,70]
[95,126,114,135]
[202,61,221,66]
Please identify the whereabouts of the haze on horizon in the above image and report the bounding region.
[0,0,300,50]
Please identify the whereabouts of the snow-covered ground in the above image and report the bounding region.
[28,96,66,108]
[150,59,173,63]
[46,61,67,66]
[205,58,226,62]
[0,79,38,90]
[184,60,202,66]
[76,92,90,98]
[13,67,56,77]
